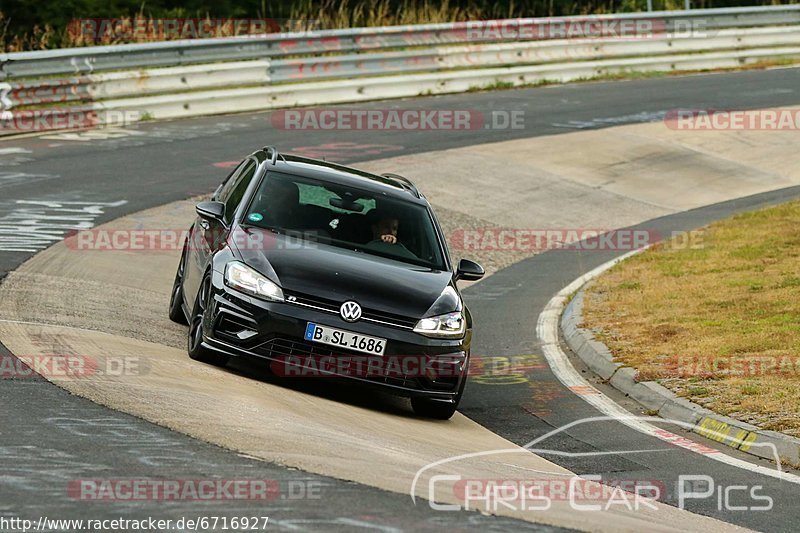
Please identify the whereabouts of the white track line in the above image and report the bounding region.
[537,249,800,485]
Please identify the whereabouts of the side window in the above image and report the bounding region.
[214,160,249,203]
[223,160,257,224]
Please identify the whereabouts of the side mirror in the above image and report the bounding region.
[196,201,225,223]
[454,258,485,282]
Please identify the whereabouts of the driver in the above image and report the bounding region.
[372,216,399,244]
[366,214,417,260]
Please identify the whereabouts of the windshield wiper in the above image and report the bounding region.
[241,222,283,235]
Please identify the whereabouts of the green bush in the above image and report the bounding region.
[1,0,793,51]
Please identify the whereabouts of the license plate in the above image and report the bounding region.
[304,323,386,356]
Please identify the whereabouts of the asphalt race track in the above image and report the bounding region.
[2,68,800,531]
[462,187,800,532]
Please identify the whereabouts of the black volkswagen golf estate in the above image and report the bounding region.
[169,147,484,419]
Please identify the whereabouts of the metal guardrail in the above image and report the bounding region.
[1,5,799,134]
[8,26,800,108]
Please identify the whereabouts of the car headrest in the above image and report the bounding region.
[261,179,299,207]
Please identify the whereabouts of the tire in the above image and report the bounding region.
[411,397,458,420]
[411,358,469,420]
[168,243,189,325]
[187,273,230,367]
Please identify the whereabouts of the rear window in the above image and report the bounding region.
[297,183,376,214]
[244,172,445,270]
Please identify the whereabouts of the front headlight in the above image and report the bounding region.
[413,311,465,338]
[224,261,284,302]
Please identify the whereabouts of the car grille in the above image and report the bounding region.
[253,337,421,390]
[284,292,417,330]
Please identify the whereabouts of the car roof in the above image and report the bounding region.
[253,149,428,205]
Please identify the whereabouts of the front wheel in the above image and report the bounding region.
[168,243,189,324]
[412,359,468,420]
[187,273,230,367]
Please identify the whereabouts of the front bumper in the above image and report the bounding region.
[200,272,470,401]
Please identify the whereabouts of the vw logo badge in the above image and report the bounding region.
[340,301,362,322]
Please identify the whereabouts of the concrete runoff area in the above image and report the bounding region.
[0,201,742,533]
[4,107,800,530]
[356,106,800,223]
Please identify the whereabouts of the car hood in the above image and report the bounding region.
[230,226,453,319]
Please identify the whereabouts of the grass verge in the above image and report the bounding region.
[583,200,800,437]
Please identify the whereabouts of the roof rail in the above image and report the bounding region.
[382,173,420,198]
[263,146,286,164]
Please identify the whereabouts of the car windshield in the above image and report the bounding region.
[243,171,446,270]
